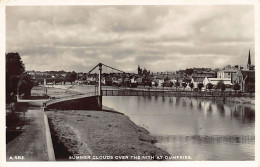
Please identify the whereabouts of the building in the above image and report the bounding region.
[101,76,112,86]
[192,68,217,79]
[191,77,204,88]
[233,49,255,92]
[130,77,137,84]
[193,68,211,73]
[234,70,255,92]
[203,77,232,87]
[217,69,238,84]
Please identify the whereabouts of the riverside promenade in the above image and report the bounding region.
[6,98,55,161]
[6,87,82,161]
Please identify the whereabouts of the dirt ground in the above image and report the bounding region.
[46,109,170,160]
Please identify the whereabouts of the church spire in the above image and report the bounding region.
[248,49,251,65]
[247,49,252,70]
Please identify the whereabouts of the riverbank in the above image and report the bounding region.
[46,108,170,160]
[226,97,255,104]
[32,86,171,160]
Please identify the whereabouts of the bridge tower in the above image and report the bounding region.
[98,63,102,110]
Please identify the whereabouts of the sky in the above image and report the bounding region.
[6,5,255,73]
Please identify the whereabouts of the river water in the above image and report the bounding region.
[55,85,255,160]
[102,96,255,161]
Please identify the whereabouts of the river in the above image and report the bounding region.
[53,85,255,160]
[102,96,255,161]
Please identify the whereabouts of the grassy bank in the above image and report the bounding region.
[46,109,170,160]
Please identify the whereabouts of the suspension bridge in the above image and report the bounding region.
[43,63,134,110]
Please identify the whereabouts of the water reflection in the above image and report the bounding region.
[103,96,255,160]
[230,105,255,123]
[182,99,186,107]
[190,101,193,109]
[169,98,173,105]
[162,96,165,102]
[208,104,212,113]
[175,97,181,106]
[243,106,255,123]
[197,101,202,110]
[216,103,225,116]
[156,135,255,144]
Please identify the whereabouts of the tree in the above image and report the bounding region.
[185,68,194,75]
[162,82,165,90]
[6,52,25,103]
[182,82,187,90]
[224,65,231,70]
[189,83,194,91]
[66,71,78,84]
[175,81,180,90]
[169,81,173,88]
[154,82,158,87]
[207,83,213,92]
[216,81,226,92]
[147,81,152,88]
[198,83,204,91]
[17,74,34,98]
[233,83,240,92]
[143,68,148,75]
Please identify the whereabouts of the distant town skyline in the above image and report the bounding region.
[6,5,255,73]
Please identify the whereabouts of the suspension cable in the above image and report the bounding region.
[66,62,139,91]
[67,64,99,90]
[102,63,126,73]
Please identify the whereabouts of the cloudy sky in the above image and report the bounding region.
[6,5,254,73]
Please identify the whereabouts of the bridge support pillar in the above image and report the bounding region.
[98,63,102,110]
[98,95,102,110]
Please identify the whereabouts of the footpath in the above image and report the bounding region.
[6,99,55,161]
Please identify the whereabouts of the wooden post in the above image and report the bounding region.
[98,63,102,110]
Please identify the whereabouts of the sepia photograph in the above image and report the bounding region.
[2,1,259,166]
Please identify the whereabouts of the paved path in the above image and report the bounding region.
[6,100,52,161]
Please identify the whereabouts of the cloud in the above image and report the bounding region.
[6,5,255,73]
